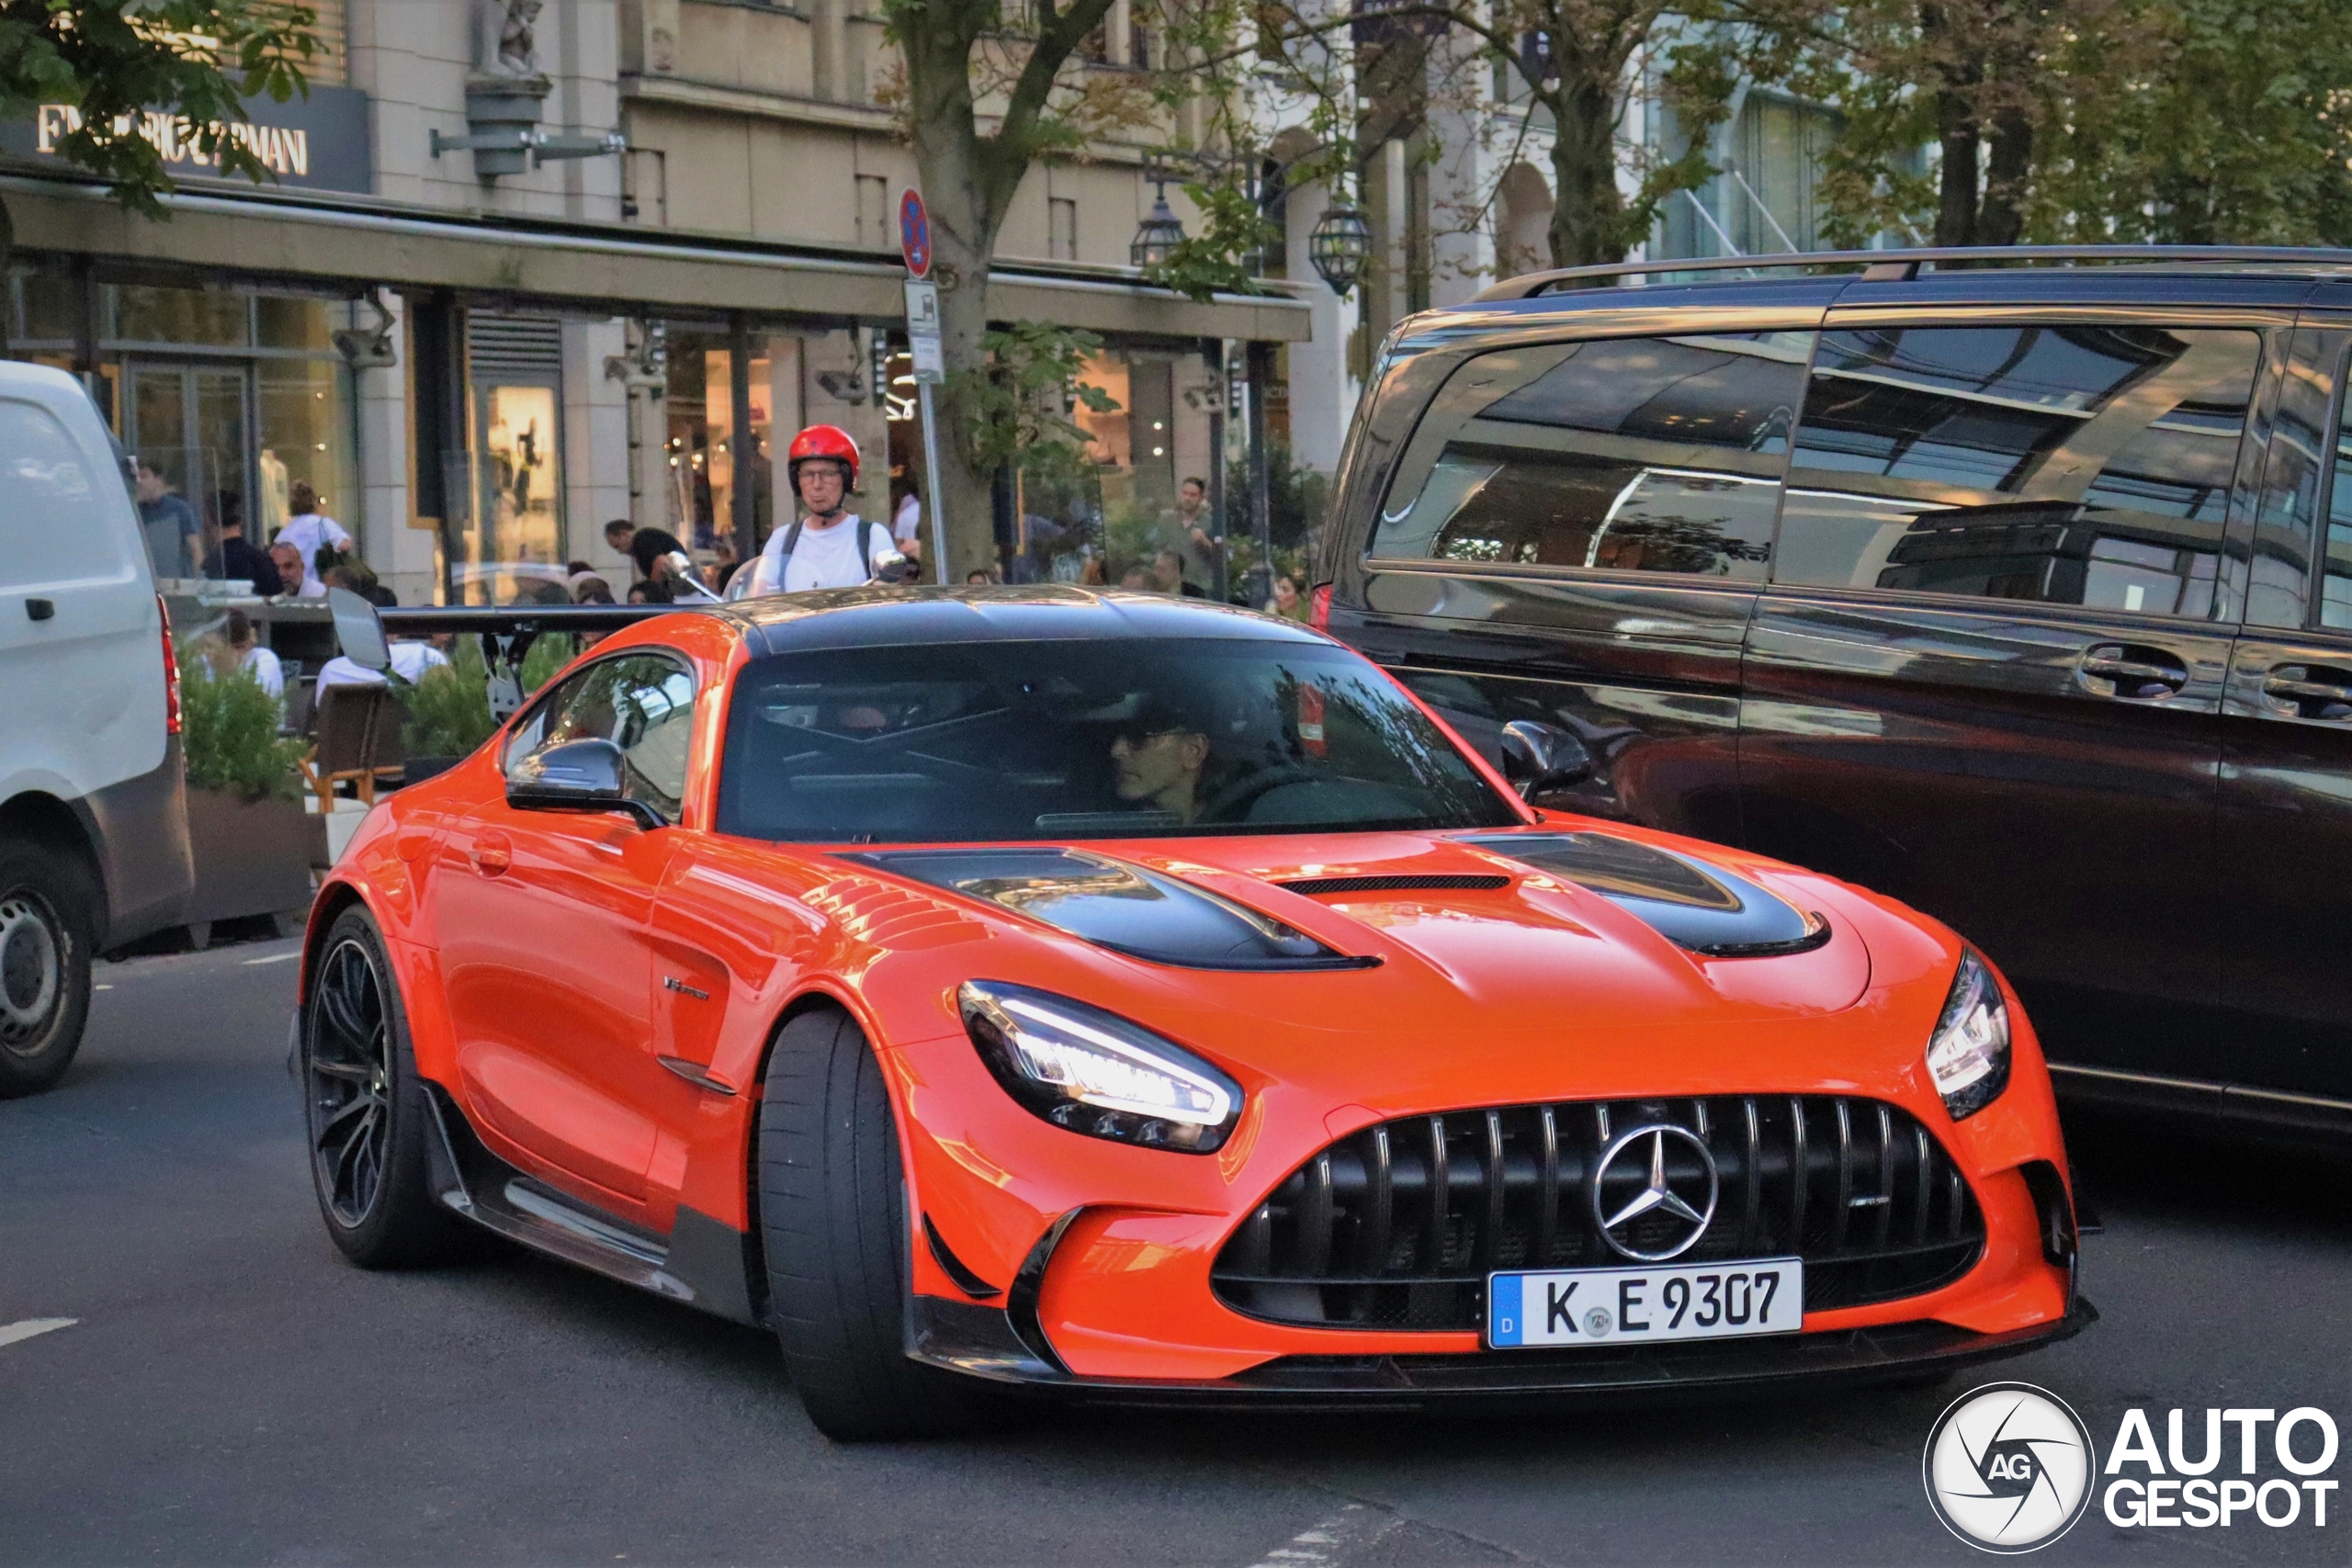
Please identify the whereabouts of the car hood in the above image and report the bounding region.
[843,827,1877,1053]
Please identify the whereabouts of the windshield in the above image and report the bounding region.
[716,637,1519,843]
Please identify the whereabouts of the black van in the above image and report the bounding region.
[1317,246,2352,1138]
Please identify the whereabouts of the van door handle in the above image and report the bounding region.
[2261,663,2352,720]
[2078,644,2188,700]
[25,598,54,622]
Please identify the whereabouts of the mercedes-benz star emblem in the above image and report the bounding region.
[1591,1123,1719,1261]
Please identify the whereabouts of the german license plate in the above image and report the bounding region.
[1486,1258,1803,1348]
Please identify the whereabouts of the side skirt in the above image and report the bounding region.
[420,1081,763,1326]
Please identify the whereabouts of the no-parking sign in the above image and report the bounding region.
[899,188,932,278]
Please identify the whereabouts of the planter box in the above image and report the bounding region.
[186,787,324,926]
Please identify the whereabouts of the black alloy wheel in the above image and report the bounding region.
[0,840,97,1099]
[301,907,469,1267]
[306,934,395,1228]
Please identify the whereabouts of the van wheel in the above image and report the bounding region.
[758,1007,990,1442]
[0,840,97,1099]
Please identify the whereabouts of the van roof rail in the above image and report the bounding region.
[1471,244,2352,302]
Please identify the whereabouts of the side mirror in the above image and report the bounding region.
[326,586,390,673]
[1499,719,1594,803]
[505,738,664,829]
[872,549,920,585]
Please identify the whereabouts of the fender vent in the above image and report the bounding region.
[1276,874,1512,896]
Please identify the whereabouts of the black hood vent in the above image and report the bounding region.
[842,847,1377,971]
[1462,833,1830,958]
[1276,873,1511,897]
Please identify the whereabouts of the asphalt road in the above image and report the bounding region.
[3,938,2346,1567]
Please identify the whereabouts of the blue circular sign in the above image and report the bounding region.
[899,188,932,277]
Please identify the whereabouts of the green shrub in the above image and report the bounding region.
[399,633,576,759]
[178,653,306,799]
[401,637,497,758]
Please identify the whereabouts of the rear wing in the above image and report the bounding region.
[341,594,712,720]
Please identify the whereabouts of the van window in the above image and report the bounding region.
[1368,333,1813,581]
[2324,370,2352,629]
[1775,324,2260,618]
[0,398,123,591]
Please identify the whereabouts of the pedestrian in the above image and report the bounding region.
[1267,573,1310,623]
[892,484,922,563]
[605,517,697,592]
[273,480,353,596]
[267,540,311,598]
[743,425,899,593]
[627,578,673,604]
[134,461,200,581]
[1162,475,1219,592]
[220,609,284,699]
[204,495,283,596]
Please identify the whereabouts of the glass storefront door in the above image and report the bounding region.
[126,361,253,570]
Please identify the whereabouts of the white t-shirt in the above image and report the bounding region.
[893,494,921,547]
[238,645,285,700]
[316,641,449,690]
[274,512,354,596]
[748,514,894,594]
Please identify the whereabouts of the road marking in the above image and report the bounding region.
[0,1318,77,1350]
[1243,1505,1402,1568]
[242,952,300,966]
[94,984,112,991]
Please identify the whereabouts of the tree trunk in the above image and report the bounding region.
[1979,108,2031,246]
[1934,88,1982,246]
[1546,73,1629,272]
[900,22,1003,585]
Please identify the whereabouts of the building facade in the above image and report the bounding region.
[2,0,1307,606]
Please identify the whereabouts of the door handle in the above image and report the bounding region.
[471,831,511,875]
[25,598,54,622]
[2078,643,2188,700]
[2261,663,2352,721]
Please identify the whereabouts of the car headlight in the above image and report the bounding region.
[1925,950,2011,1121]
[958,981,1242,1153]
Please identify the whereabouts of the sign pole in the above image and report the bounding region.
[918,382,949,581]
[899,187,951,582]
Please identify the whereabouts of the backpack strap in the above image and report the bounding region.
[858,517,876,579]
[780,516,806,563]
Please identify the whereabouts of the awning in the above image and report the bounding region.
[0,173,1315,343]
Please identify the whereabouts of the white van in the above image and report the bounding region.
[0,360,193,1096]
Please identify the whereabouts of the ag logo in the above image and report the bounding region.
[1924,1382,2098,1553]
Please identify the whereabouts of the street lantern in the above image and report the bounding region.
[1309,204,1374,297]
[1130,186,1187,270]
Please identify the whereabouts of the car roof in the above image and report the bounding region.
[722,584,1330,658]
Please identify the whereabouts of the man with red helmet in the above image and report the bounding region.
[742,424,904,594]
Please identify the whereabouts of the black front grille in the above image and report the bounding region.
[1213,1095,1984,1330]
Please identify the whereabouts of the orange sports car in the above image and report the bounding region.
[297,588,2089,1439]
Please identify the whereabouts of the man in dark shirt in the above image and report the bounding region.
[202,497,284,595]
[605,518,688,584]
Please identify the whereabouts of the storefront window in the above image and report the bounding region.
[112,283,253,348]
[4,280,361,583]
[663,330,773,566]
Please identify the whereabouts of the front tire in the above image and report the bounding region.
[302,907,468,1268]
[758,1006,988,1441]
[0,838,97,1099]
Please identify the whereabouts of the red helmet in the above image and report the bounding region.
[786,423,860,492]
